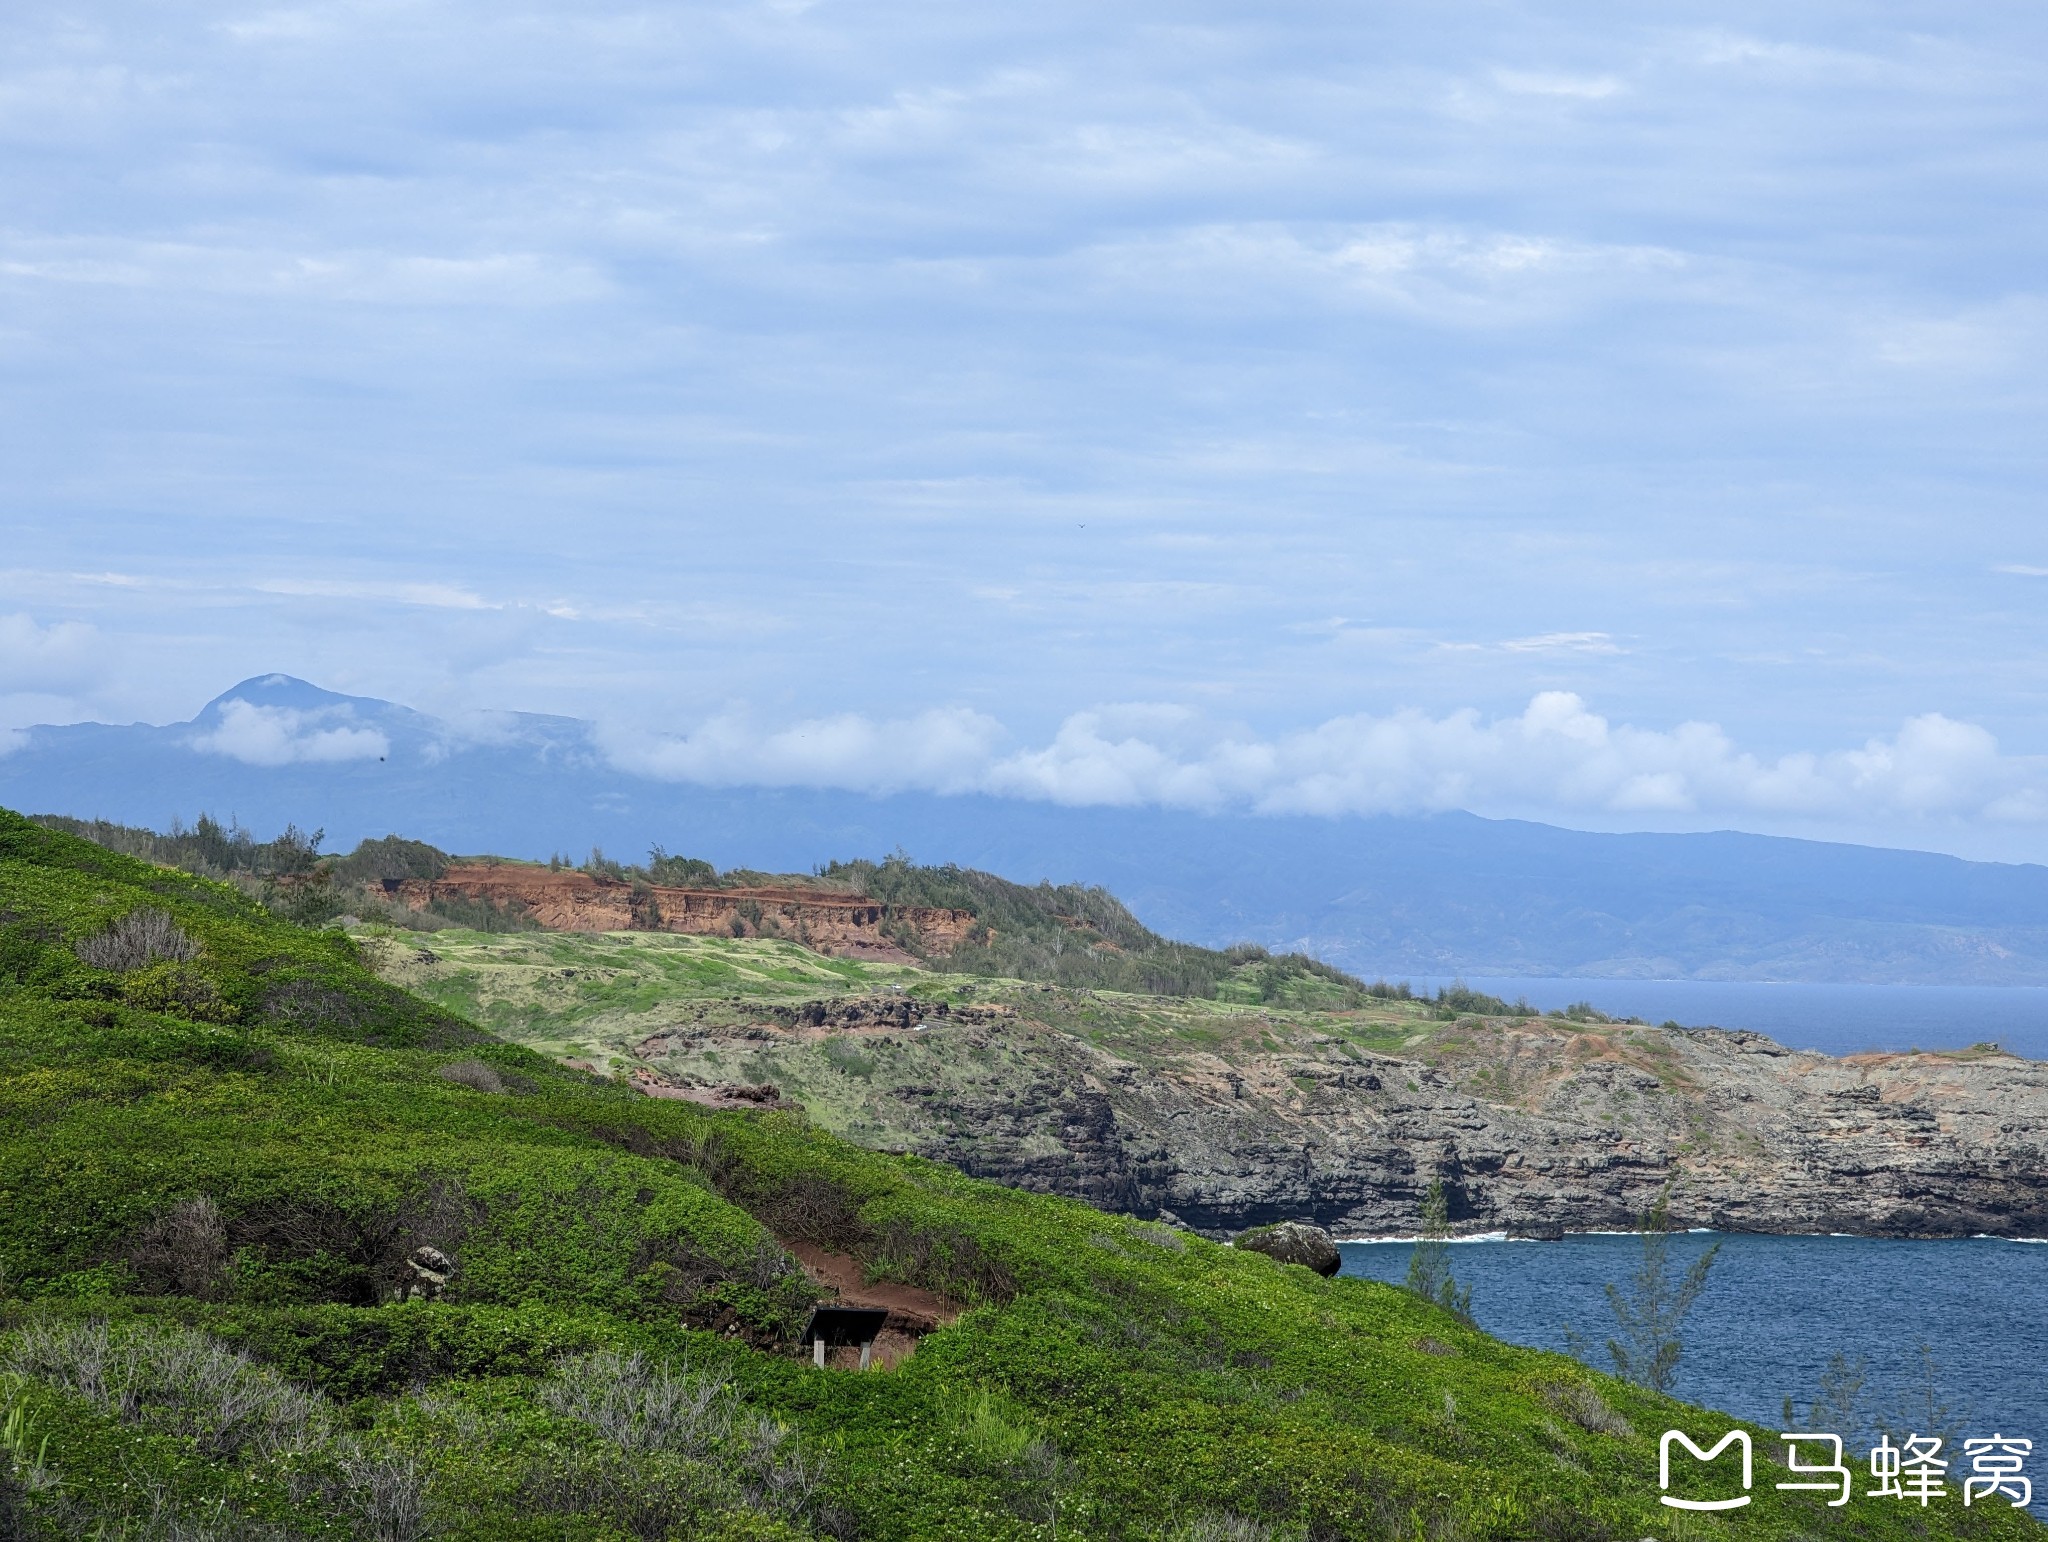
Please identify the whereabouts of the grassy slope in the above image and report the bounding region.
[802,857,1375,1005]
[1,810,2035,1541]
[364,927,1438,1153]
[367,928,1430,1062]
[365,930,928,1066]
[390,927,2018,1132]
[27,815,1379,1007]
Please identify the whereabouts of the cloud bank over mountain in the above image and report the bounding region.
[9,677,2048,985]
[189,699,392,768]
[601,692,2045,834]
[2,2,2045,850]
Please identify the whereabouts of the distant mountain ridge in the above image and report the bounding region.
[6,675,2048,984]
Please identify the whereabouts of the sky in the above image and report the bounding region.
[4,2,2048,859]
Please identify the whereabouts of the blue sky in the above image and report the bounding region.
[4,2,2048,857]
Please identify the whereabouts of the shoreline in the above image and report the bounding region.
[1334,1228,2048,1245]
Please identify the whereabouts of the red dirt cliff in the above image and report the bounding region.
[390,866,977,962]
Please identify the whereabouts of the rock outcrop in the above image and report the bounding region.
[1234,1221,1342,1275]
[637,1008,2048,1240]
[391,866,976,961]
[397,1244,453,1301]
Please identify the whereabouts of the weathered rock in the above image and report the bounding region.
[596,956,2048,1243]
[398,1245,453,1301]
[1234,1220,1341,1276]
[651,1010,2048,1240]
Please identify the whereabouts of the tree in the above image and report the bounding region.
[1404,1180,1473,1322]
[270,822,324,876]
[1785,1351,1870,1446]
[1877,1343,1967,1447]
[1569,1188,1718,1392]
[1786,1343,1967,1450]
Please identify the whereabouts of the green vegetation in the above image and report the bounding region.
[35,817,1382,1007]
[1566,1191,1720,1395]
[27,815,534,934]
[367,930,921,1067]
[1401,1182,1472,1325]
[810,856,1373,1005]
[352,926,1446,1159]
[3,808,2038,1538]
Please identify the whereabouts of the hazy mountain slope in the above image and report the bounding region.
[7,676,2048,982]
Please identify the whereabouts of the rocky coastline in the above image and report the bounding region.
[637,1002,2048,1241]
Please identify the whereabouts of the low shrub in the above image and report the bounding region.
[125,1197,230,1300]
[436,1058,505,1094]
[75,908,198,973]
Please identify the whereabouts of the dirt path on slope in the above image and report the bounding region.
[782,1239,958,1369]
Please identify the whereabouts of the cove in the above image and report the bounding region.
[1342,1233,2048,1508]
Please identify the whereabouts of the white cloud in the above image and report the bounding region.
[189,699,389,766]
[0,727,24,758]
[604,692,2048,827]
[248,578,495,610]
[601,706,1007,795]
[0,614,105,692]
[1500,631,1621,654]
[1069,221,1692,332]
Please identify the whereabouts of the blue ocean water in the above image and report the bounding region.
[1442,977,2048,1061]
[1340,1234,2048,1505]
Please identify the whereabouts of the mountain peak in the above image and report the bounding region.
[197,675,392,722]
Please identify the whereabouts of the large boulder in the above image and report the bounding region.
[1233,1220,1341,1277]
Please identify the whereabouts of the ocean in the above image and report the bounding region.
[1339,1233,2048,1509]
[1440,977,2048,1061]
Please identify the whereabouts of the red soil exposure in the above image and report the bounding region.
[782,1239,957,1370]
[390,866,977,962]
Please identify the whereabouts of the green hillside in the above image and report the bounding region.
[28,816,1381,1006]
[356,926,1436,1156]
[0,808,2034,1540]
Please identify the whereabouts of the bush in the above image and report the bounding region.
[126,1197,230,1300]
[3,1320,334,1461]
[437,1059,506,1094]
[334,1438,432,1542]
[1170,1517,1298,1542]
[1537,1379,1636,1437]
[75,908,198,972]
[121,962,234,1022]
[539,1349,736,1456]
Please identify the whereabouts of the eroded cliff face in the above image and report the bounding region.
[364,929,2048,1241]
[634,1004,2048,1240]
[391,866,977,961]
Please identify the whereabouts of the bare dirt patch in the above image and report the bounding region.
[782,1239,957,1369]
